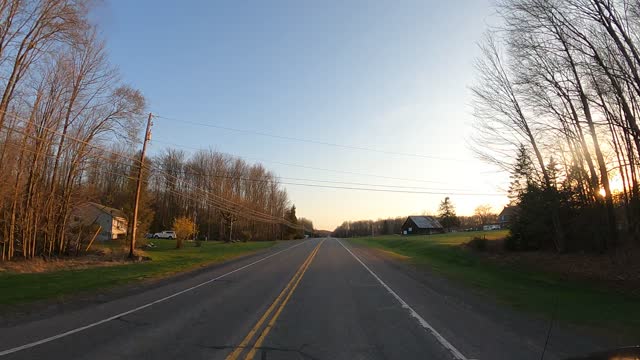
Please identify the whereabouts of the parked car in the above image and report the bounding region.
[153,230,176,239]
[482,224,501,231]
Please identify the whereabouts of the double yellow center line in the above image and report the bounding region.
[226,239,325,360]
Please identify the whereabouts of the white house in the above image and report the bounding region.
[71,202,128,241]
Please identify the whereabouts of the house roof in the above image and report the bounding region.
[407,216,443,229]
[85,202,127,219]
[498,206,518,218]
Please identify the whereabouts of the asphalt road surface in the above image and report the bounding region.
[0,238,621,360]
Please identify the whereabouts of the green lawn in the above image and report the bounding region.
[349,231,640,337]
[0,240,275,306]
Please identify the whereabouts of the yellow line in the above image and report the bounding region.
[244,239,324,360]
[225,240,324,360]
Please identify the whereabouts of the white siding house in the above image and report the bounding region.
[71,202,128,241]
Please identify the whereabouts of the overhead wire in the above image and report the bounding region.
[0,114,302,228]
[150,138,505,196]
[175,171,484,192]
[150,138,455,185]
[153,114,471,162]
[2,112,505,198]
[176,170,505,196]
[1,110,506,227]
[149,167,300,226]
[146,138,505,198]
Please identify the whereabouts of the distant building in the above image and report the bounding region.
[71,202,128,241]
[401,216,444,235]
[498,206,518,228]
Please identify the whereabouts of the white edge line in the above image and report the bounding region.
[335,238,468,360]
[0,240,309,357]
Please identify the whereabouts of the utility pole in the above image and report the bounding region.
[193,210,197,241]
[129,113,153,258]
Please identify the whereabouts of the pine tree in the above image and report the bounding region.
[284,205,299,239]
[438,197,460,230]
[508,144,536,205]
[546,156,559,190]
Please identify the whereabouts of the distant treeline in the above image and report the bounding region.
[332,218,405,238]
[331,200,501,238]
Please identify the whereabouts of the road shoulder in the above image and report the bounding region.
[345,239,626,360]
[0,241,293,327]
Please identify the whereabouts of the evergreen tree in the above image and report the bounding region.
[545,156,559,190]
[508,144,535,205]
[284,205,299,239]
[438,197,460,230]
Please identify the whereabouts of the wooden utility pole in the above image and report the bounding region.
[129,113,153,258]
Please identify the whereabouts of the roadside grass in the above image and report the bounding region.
[349,231,640,337]
[0,240,275,306]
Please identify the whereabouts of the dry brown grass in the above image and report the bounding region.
[0,241,147,274]
[0,256,127,273]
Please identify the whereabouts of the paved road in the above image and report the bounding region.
[0,238,621,359]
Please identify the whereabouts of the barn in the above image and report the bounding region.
[401,216,444,235]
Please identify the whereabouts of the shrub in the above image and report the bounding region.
[240,230,253,243]
[503,234,518,251]
[172,216,196,249]
[468,236,488,251]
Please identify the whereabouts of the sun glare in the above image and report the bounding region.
[609,175,624,193]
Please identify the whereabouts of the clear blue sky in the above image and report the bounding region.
[96,0,507,230]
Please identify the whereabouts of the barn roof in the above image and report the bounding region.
[498,206,518,218]
[408,216,443,229]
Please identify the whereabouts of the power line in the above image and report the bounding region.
[0,110,144,165]
[260,181,505,196]
[0,115,301,229]
[177,171,504,194]
[153,114,471,162]
[148,166,301,226]
[1,111,504,223]
[2,114,504,198]
[150,138,454,185]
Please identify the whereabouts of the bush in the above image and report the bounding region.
[503,234,518,251]
[468,236,488,251]
[172,216,196,249]
[240,230,253,243]
[508,184,554,251]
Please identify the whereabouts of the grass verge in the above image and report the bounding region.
[349,231,640,337]
[0,240,275,306]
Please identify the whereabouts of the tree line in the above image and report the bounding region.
[0,0,305,261]
[331,200,499,237]
[0,0,146,260]
[87,147,307,244]
[473,0,640,252]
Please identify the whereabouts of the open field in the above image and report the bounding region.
[0,240,275,306]
[348,231,640,336]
